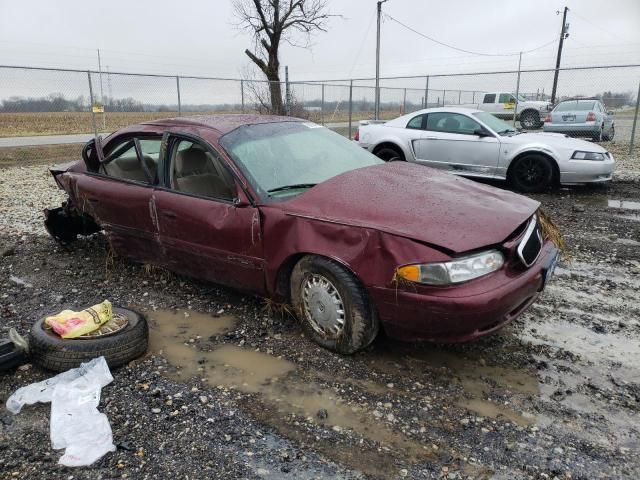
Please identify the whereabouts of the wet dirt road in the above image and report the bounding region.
[1,172,639,478]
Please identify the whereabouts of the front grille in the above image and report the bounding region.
[517,217,543,267]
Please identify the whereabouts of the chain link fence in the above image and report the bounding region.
[1,64,638,168]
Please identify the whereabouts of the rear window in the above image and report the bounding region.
[554,101,595,112]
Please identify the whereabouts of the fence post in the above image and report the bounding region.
[442,89,446,106]
[472,91,476,103]
[285,66,291,116]
[87,71,98,138]
[321,83,325,125]
[458,90,461,104]
[240,80,245,113]
[348,79,353,139]
[403,88,407,114]
[424,76,429,108]
[513,52,522,127]
[629,80,640,155]
[176,76,181,116]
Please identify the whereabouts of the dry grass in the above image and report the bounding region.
[0,112,186,137]
[0,110,404,138]
[0,144,83,168]
[538,208,569,259]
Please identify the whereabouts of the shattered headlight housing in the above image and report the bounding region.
[396,250,504,286]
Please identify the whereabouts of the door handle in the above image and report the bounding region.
[87,197,99,203]
[163,211,177,219]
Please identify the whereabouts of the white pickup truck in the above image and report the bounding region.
[458,92,552,130]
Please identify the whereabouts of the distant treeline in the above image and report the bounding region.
[0,90,635,113]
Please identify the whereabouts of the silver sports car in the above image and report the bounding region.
[356,107,614,193]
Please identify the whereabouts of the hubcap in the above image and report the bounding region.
[302,274,345,337]
[516,158,546,187]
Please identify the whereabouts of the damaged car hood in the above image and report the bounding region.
[281,163,539,253]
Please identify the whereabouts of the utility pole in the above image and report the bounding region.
[551,7,569,104]
[513,52,522,126]
[375,0,388,120]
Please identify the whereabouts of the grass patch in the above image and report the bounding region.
[0,144,83,168]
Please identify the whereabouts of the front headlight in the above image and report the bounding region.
[572,151,605,161]
[396,250,505,286]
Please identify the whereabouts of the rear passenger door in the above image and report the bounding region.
[73,135,162,262]
[153,133,265,293]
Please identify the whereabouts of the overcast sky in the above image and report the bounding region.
[1,0,638,78]
[0,0,638,104]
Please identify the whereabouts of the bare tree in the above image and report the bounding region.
[233,0,333,114]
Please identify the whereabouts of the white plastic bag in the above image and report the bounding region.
[6,356,116,467]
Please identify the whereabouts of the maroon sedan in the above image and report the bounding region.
[45,115,559,353]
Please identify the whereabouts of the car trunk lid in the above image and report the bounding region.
[281,163,539,253]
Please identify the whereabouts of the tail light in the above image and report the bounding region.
[544,114,551,123]
[354,129,359,141]
[586,112,596,122]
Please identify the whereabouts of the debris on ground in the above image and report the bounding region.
[6,356,116,467]
[45,300,113,338]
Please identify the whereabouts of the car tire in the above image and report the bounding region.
[508,154,555,193]
[29,307,148,372]
[519,111,541,130]
[374,145,405,162]
[603,125,614,141]
[593,126,604,142]
[290,255,379,354]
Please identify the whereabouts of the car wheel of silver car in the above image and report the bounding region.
[374,146,405,162]
[519,111,540,130]
[604,125,615,141]
[290,255,379,354]
[592,126,604,142]
[508,154,555,193]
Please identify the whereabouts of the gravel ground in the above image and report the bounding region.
[1,152,639,479]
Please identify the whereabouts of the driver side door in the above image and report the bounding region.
[412,112,500,177]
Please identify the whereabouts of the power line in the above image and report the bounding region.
[383,13,557,57]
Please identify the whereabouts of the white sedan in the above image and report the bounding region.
[355,107,614,192]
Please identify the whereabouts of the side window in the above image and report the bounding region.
[425,113,481,135]
[170,139,235,201]
[499,93,515,103]
[483,94,496,104]
[406,114,425,129]
[100,137,161,184]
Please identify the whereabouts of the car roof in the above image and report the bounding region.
[558,98,598,103]
[140,114,304,135]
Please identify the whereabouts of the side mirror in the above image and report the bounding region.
[474,128,491,137]
[233,197,251,207]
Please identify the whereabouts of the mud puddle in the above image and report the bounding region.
[146,309,439,477]
[367,346,538,427]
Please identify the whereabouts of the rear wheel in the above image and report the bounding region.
[520,110,541,130]
[603,125,614,141]
[373,145,405,162]
[592,125,604,142]
[508,154,555,193]
[290,256,379,354]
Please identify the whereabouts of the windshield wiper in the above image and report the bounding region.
[267,183,317,194]
[497,129,518,135]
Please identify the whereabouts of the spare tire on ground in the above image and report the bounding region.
[29,307,148,372]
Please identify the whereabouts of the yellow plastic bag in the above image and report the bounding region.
[45,300,113,339]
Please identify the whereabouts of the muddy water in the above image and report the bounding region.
[146,309,437,475]
[368,348,538,427]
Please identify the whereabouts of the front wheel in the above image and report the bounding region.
[290,256,379,354]
[508,154,555,193]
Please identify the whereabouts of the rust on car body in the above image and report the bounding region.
[46,114,558,346]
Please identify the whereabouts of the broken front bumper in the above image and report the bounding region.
[370,242,558,342]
